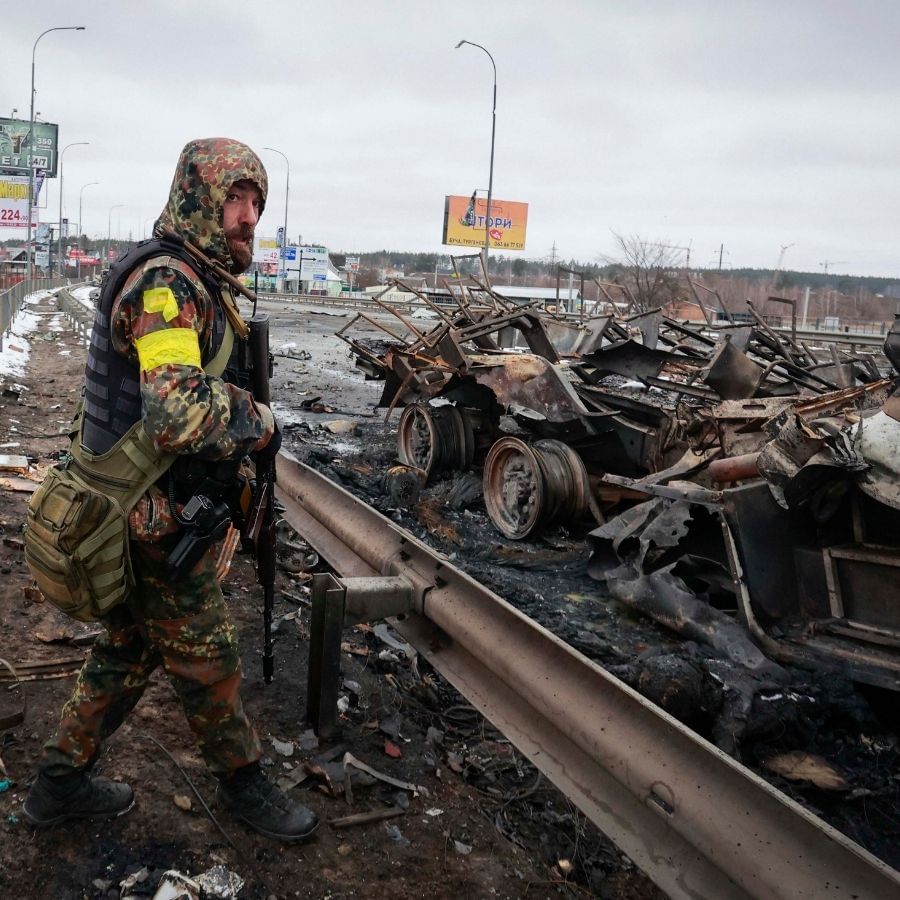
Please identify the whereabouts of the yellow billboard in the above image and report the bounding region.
[442,194,528,250]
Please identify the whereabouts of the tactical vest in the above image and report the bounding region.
[82,237,232,454]
[25,247,240,621]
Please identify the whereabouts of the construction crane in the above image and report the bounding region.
[770,242,795,294]
[820,259,847,276]
[775,242,795,273]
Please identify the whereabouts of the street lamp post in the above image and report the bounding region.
[57,141,89,276]
[107,204,124,267]
[263,147,290,293]
[77,181,98,280]
[26,25,86,294]
[455,39,497,275]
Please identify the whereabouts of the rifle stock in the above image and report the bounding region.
[247,315,277,684]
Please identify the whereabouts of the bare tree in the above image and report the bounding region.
[601,233,684,311]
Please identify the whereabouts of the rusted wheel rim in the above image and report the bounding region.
[397,404,436,471]
[532,439,590,524]
[397,403,467,476]
[483,436,544,539]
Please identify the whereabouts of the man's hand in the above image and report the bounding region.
[253,420,282,464]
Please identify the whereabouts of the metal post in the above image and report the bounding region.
[307,573,346,737]
[456,40,497,277]
[107,203,123,268]
[263,147,290,293]
[801,286,811,330]
[57,143,90,276]
[77,181,98,281]
[307,572,417,736]
[26,26,86,295]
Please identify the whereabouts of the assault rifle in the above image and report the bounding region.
[245,314,278,684]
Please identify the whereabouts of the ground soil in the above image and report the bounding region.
[0,293,663,900]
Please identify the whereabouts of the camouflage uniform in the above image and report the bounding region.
[41,138,272,779]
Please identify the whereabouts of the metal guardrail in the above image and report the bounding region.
[0,277,72,353]
[255,292,892,347]
[275,453,900,900]
[56,286,95,345]
[256,291,424,314]
[777,326,887,349]
[256,290,612,322]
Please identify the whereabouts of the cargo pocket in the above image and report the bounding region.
[24,466,131,622]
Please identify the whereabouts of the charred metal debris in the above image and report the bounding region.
[336,265,900,690]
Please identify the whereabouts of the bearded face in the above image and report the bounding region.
[222,179,262,273]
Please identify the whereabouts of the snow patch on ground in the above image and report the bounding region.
[70,285,97,310]
[0,295,47,377]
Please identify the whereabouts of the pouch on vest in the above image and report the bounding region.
[25,464,132,621]
[24,318,236,621]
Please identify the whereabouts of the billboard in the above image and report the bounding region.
[298,246,329,281]
[0,174,30,227]
[0,118,60,177]
[253,236,280,265]
[66,247,101,267]
[442,194,528,250]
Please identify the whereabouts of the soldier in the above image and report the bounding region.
[23,138,318,842]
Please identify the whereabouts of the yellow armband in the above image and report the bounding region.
[135,328,202,372]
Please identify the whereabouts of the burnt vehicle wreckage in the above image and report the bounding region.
[336,259,900,693]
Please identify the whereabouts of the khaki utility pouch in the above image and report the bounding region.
[24,320,235,621]
[25,462,137,621]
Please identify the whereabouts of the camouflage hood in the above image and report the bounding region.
[155,137,268,270]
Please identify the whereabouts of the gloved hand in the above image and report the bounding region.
[253,420,282,464]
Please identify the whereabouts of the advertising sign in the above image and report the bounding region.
[442,194,528,250]
[253,236,280,265]
[299,245,329,281]
[0,175,30,227]
[35,222,51,268]
[345,256,360,272]
[0,118,60,177]
[66,247,101,267]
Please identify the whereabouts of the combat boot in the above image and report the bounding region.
[217,762,318,842]
[23,770,134,827]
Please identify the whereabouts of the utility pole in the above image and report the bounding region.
[56,141,89,276]
[819,260,848,320]
[26,26,86,294]
[718,243,724,271]
[455,40,497,275]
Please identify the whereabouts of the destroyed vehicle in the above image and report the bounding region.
[338,271,889,541]
[588,378,900,691]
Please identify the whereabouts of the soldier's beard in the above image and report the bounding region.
[226,226,254,273]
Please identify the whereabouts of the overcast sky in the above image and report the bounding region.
[2,0,899,277]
